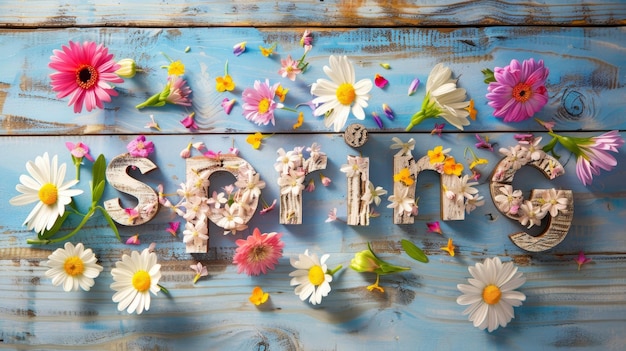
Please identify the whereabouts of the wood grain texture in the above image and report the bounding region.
[1,132,625,349]
[1,2,626,350]
[1,0,625,28]
[0,27,625,135]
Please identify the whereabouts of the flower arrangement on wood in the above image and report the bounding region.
[45,242,103,292]
[111,247,162,315]
[49,41,124,113]
[310,55,373,132]
[350,243,410,293]
[457,257,526,332]
[405,63,471,131]
[484,58,549,123]
[10,149,120,245]
[289,249,342,305]
[233,228,284,276]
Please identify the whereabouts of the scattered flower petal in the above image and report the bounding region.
[427,221,443,235]
[246,132,267,150]
[407,78,420,96]
[126,234,141,245]
[180,112,198,130]
[166,222,180,236]
[249,286,269,305]
[382,103,394,120]
[233,41,247,56]
[191,262,208,283]
[379,63,391,70]
[221,98,236,115]
[575,251,592,271]
[441,238,456,256]
[374,74,388,88]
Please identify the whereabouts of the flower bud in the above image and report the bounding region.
[115,58,137,78]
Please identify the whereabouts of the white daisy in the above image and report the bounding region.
[110,248,162,314]
[457,257,526,332]
[311,55,373,132]
[289,249,333,305]
[44,242,103,292]
[9,152,83,234]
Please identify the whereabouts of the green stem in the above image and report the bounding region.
[405,110,428,131]
[280,106,299,113]
[158,284,170,294]
[27,207,96,245]
[136,92,162,109]
[224,60,229,76]
[75,162,81,181]
[327,264,343,276]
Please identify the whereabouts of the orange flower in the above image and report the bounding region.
[275,84,289,102]
[465,99,477,120]
[216,75,235,92]
[393,168,414,186]
[443,157,464,176]
[428,146,446,164]
[293,112,304,129]
[441,238,455,256]
[249,286,269,305]
[259,43,277,57]
[246,132,266,149]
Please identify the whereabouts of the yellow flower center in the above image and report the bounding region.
[482,284,502,305]
[75,64,99,90]
[132,270,151,292]
[168,60,185,76]
[308,265,325,286]
[63,256,84,276]
[38,183,58,205]
[258,98,271,114]
[512,82,532,103]
[336,83,356,105]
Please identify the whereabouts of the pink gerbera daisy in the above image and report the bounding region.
[241,79,284,126]
[233,228,284,276]
[49,41,123,113]
[486,58,549,122]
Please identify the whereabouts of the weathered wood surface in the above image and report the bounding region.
[1,0,625,27]
[1,132,625,349]
[1,2,626,350]
[1,27,626,135]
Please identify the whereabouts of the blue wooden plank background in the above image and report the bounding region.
[1,2,626,350]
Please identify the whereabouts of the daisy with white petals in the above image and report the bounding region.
[406,63,471,131]
[289,249,333,305]
[45,242,103,292]
[111,248,162,315]
[310,55,373,132]
[10,152,83,234]
[457,257,526,332]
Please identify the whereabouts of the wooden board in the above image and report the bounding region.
[1,3,625,350]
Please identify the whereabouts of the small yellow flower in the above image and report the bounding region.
[428,145,446,164]
[216,75,235,92]
[393,168,414,186]
[441,238,455,256]
[275,84,289,102]
[246,132,266,149]
[465,99,477,121]
[293,112,304,129]
[259,43,277,57]
[167,60,185,76]
[469,157,489,170]
[249,286,269,305]
[443,157,464,176]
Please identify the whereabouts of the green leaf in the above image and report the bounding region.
[481,68,496,84]
[92,154,106,190]
[37,211,71,240]
[98,206,121,242]
[92,180,106,205]
[401,239,429,263]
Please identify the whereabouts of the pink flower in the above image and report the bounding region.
[126,234,140,245]
[221,98,236,115]
[407,78,420,96]
[325,208,337,222]
[125,208,139,224]
[233,228,284,276]
[573,131,624,186]
[164,75,192,106]
[486,58,549,122]
[300,29,312,47]
[259,199,277,214]
[65,141,95,162]
[475,134,493,151]
[374,74,388,88]
[48,41,123,113]
[320,173,332,187]
[426,221,443,235]
[431,123,445,136]
[305,179,315,192]
[127,135,155,158]
[575,251,591,271]
[278,55,302,81]
[166,222,180,236]
[241,79,283,126]
[191,262,208,283]
[180,112,198,130]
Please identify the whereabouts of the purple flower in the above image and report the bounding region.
[382,103,394,120]
[371,112,383,129]
[127,135,155,158]
[233,41,247,56]
[475,134,493,151]
[486,58,549,122]
[575,251,591,271]
[573,131,624,186]
[407,78,420,96]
